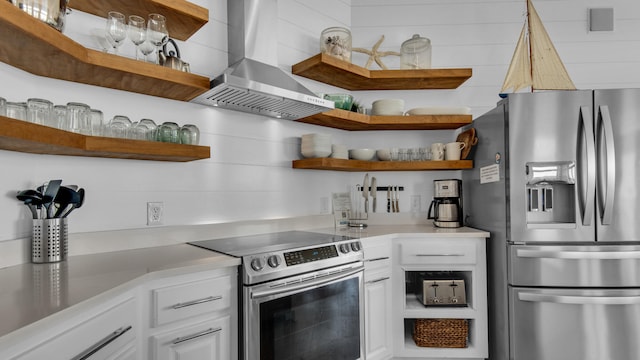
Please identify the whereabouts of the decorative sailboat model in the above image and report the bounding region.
[501,0,576,93]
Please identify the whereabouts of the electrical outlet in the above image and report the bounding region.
[411,195,421,213]
[147,202,164,226]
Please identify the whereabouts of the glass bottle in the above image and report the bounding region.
[401,34,432,69]
[320,27,352,62]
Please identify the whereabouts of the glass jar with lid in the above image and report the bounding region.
[320,27,352,62]
[400,34,432,69]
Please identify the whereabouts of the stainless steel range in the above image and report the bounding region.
[190,231,364,360]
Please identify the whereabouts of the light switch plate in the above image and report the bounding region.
[589,8,614,32]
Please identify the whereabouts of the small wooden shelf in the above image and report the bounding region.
[292,54,472,90]
[0,2,210,101]
[0,117,210,162]
[292,158,472,172]
[69,0,209,41]
[296,109,471,131]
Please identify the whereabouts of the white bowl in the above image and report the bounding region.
[376,149,391,161]
[302,148,332,158]
[371,99,404,116]
[349,148,376,161]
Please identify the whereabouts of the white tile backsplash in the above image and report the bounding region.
[2,0,640,264]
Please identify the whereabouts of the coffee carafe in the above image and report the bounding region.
[428,179,463,228]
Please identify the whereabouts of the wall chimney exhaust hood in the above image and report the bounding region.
[191,0,334,120]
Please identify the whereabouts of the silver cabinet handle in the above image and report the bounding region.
[172,295,222,309]
[519,292,640,305]
[366,276,390,284]
[516,248,640,260]
[579,105,596,226]
[251,266,362,299]
[71,325,132,360]
[172,327,222,345]
[597,105,616,225]
[365,256,389,262]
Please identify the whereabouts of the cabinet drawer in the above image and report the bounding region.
[399,239,477,265]
[16,296,136,360]
[152,274,232,327]
[150,315,231,360]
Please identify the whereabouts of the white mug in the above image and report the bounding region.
[445,141,466,160]
[431,143,445,161]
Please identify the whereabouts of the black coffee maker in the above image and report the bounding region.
[427,179,463,228]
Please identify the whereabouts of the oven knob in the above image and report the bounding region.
[267,255,281,268]
[339,244,350,254]
[350,242,361,252]
[250,258,265,271]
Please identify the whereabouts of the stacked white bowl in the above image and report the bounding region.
[301,133,332,158]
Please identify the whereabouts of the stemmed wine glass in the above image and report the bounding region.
[105,11,127,55]
[127,15,146,60]
[139,39,156,63]
[146,13,169,64]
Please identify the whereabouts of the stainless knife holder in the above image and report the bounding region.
[32,218,68,263]
[417,279,467,306]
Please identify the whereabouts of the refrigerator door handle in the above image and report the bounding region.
[519,292,640,305]
[516,248,640,260]
[597,105,616,225]
[579,106,596,226]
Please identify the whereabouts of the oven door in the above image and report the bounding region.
[244,262,364,360]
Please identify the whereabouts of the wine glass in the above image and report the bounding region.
[139,39,156,63]
[128,15,146,60]
[105,11,127,55]
[146,13,169,64]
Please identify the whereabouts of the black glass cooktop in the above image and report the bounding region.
[189,231,354,257]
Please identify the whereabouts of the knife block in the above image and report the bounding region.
[32,218,68,263]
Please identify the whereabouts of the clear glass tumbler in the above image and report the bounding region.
[53,105,67,129]
[180,124,200,145]
[158,121,180,143]
[6,102,27,121]
[106,115,132,138]
[27,98,53,126]
[0,97,6,117]
[89,109,104,136]
[138,119,158,141]
[64,102,91,134]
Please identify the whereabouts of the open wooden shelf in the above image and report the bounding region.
[296,109,471,131]
[292,53,472,90]
[0,117,210,162]
[0,2,210,101]
[292,158,472,172]
[69,0,209,41]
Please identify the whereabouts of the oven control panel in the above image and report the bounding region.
[243,240,363,284]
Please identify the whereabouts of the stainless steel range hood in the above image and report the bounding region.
[191,0,333,120]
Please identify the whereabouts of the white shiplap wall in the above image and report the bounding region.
[1,0,639,263]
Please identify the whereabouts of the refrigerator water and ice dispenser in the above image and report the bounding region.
[525,162,576,226]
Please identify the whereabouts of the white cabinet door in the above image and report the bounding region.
[150,315,231,360]
[364,265,392,360]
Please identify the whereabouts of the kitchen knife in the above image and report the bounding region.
[394,186,400,212]
[387,187,391,213]
[371,177,377,212]
[362,174,369,214]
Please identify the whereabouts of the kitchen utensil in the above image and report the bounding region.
[362,174,369,214]
[61,188,84,218]
[159,38,191,72]
[371,177,377,212]
[456,128,478,160]
[16,189,48,219]
[394,186,400,212]
[52,186,80,218]
[43,180,62,219]
[387,187,391,213]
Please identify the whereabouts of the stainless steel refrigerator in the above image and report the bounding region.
[463,89,640,360]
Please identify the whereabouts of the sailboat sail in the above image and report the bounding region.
[501,0,575,93]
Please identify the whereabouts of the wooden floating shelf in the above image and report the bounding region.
[69,0,209,41]
[296,109,471,131]
[0,2,210,101]
[292,158,473,172]
[292,53,472,90]
[0,117,210,162]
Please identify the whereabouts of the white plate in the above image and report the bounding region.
[405,106,471,115]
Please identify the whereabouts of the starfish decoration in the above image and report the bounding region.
[352,35,400,70]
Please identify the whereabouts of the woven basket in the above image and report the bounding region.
[413,319,468,348]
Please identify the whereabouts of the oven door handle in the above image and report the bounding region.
[251,266,363,299]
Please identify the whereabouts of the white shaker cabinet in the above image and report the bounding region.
[142,267,238,360]
[363,237,393,360]
[391,236,488,360]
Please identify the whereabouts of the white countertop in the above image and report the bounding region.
[0,223,488,341]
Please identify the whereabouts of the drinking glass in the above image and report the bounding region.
[106,115,132,138]
[180,124,200,145]
[27,98,53,125]
[89,109,104,136]
[0,97,6,117]
[127,15,146,60]
[105,11,127,55]
[158,121,180,143]
[128,121,148,140]
[64,102,91,134]
[138,39,156,63]
[147,13,169,64]
[139,118,158,140]
[53,105,67,129]
[6,102,27,121]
